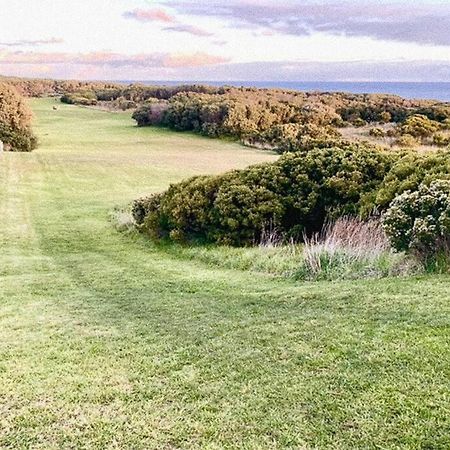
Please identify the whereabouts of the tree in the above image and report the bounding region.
[0,82,36,152]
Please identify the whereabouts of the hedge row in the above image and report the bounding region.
[134,145,450,246]
[133,143,394,245]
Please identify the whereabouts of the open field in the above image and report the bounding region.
[0,98,449,449]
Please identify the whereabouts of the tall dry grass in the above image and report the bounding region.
[299,217,420,280]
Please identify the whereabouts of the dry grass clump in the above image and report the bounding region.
[110,207,135,233]
[298,217,421,280]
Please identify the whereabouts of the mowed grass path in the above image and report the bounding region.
[0,99,449,449]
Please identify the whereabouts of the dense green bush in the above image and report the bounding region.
[0,82,37,152]
[383,181,450,263]
[369,127,386,138]
[433,133,450,147]
[375,149,450,208]
[132,101,169,127]
[61,91,97,106]
[399,114,441,140]
[251,123,342,152]
[134,143,393,245]
[394,134,418,148]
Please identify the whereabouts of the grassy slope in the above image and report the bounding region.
[0,98,449,449]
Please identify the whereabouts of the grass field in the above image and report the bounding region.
[0,98,449,449]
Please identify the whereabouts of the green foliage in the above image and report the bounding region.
[379,111,392,123]
[399,114,441,140]
[61,91,98,106]
[394,134,419,148]
[433,132,450,147]
[352,117,367,127]
[134,143,393,245]
[0,82,36,151]
[375,149,450,209]
[253,122,342,152]
[132,102,168,126]
[130,87,449,150]
[369,127,386,138]
[383,181,450,265]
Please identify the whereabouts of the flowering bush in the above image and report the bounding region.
[382,181,450,260]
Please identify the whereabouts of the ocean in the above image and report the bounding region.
[126,81,450,102]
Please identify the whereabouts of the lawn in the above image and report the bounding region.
[0,98,449,449]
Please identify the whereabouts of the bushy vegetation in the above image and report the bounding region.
[130,87,450,150]
[4,76,449,151]
[134,143,450,251]
[61,91,98,106]
[375,149,450,208]
[0,82,36,151]
[134,143,393,245]
[383,181,450,269]
[61,84,222,110]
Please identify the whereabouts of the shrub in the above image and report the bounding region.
[394,134,418,148]
[298,217,419,280]
[132,102,168,126]
[399,114,441,140]
[352,118,367,127]
[256,123,342,152]
[61,92,97,106]
[382,181,450,266]
[369,127,385,138]
[375,149,450,209]
[379,111,392,123]
[0,82,36,152]
[134,144,393,245]
[433,133,450,147]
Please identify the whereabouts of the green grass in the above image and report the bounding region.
[0,98,449,449]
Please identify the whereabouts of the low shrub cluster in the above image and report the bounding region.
[61,91,98,106]
[0,82,37,152]
[133,143,393,245]
[60,84,222,109]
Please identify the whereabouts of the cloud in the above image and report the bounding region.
[165,52,228,67]
[212,40,228,46]
[163,24,213,37]
[123,6,213,38]
[123,8,175,23]
[0,50,228,68]
[166,1,450,46]
[2,54,448,83]
[0,37,64,47]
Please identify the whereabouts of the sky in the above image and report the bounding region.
[0,0,449,81]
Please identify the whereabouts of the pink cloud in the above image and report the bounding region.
[123,8,175,23]
[123,7,214,38]
[0,50,229,68]
[164,53,229,68]
[163,24,213,37]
